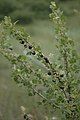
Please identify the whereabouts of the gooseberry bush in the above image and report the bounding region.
[0,1,80,120]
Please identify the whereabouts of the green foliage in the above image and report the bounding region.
[0,0,17,19]
[0,1,80,120]
[0,0,79,24]
[0,0,51,24]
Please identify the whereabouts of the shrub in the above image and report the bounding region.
[0,1,80,120]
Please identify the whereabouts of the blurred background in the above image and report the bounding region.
[0,0,80,119]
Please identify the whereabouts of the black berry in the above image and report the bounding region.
[32,51,36,55]
[44,57,49,63]
[60,74,64,77]
[53,72,56,75]
[60,86,64,89]
[42,99,46,103]
[19,38,22,40]
[15,33,17,36]
[48,71,51,75]
[52,80,56,82]
[24,114,27,119]
[40,54,43,57]
[24,44,27,48]
[9,47,13,50]
[28,45,32,49]
[20,40,24,44]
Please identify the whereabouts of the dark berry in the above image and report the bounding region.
[40,54,43,57]
[19,38,22,40]
[44,57,49,63]
[15,33,17,36]
[32,51,36,55]
[20,40,24,44]
[60,74,64,77]
[52,80,56,82]
[53,72,56,75]
[60,86,64,89]
[24,44,27,48]
[28,45,32,49]
[48,71,51,75]
[56,76,59,79]
[42,99,46,103]
[24,114,27,119]
[9,47,13,50]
